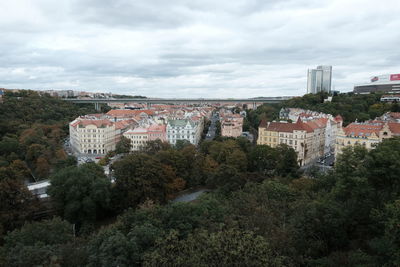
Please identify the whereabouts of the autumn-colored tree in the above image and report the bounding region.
[35,156,50,178]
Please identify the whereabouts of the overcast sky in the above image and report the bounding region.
[1,0,399,97]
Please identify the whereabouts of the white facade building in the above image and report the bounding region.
[167,119,203,145]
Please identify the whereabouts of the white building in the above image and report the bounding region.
[167,119,203,145]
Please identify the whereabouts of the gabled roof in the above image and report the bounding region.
[343,122,383,137]
[115,119,137,130]
[260,118,313,133]
[148,124,166,132]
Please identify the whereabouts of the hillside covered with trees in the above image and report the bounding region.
[0,90,99,180]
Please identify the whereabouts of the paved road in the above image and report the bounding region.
[300,153,335,172]
[205,113,219,141]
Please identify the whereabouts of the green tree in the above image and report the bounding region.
[140,139,171,154]
[248,145,277,175]
[144,229,287,266]
[2,217,75,267]
[275,144,299,177]
[115,136,132,154]
[112,154,182,211]
[48,163,111,226]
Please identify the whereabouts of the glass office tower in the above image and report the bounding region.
[307,65,332,94]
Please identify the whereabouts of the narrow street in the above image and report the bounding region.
[205,112,219,141]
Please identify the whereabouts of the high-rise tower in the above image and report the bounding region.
[307,65,332,94]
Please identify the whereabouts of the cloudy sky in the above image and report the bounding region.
[1,0,399,97]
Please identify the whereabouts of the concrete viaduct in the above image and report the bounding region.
[63,96,294,111]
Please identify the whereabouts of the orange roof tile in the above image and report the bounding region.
[344,122,383,137]
[261,119,313,133]
[106,109,154,117]
[71,119,113,128]
[389,122,400,135]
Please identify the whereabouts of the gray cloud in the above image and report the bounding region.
[0,0,399,97]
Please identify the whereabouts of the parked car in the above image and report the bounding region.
[95,156,102,159]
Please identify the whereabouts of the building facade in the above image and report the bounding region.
[257,118,323,166]
[221,115,243,137]
[167,119,202,145]
[354,73,400,94]
[123,124,167,151]
[69,118,117,155]
[335,120,400,157]
[123,127,149,151]
[307,65,332,94]
[69,115,136,155]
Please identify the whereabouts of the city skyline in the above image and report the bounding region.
[1,0,400,97]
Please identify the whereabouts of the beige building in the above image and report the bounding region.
[70,119,116,155]
[123,127,149,151]
[257,118,324,166]
[335,120,400,156]
[221,115,243,137]
[69,116,136,155]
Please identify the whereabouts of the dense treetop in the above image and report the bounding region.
[0,90,97,179]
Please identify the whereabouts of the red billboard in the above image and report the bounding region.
[390,74,400,81]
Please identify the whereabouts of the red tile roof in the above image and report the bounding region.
[115,119,136,130]
[390,112,400,119]
[106,109,154,117]
[260,118,313,133]
[70,119,113,128]
[335,115,343,122]
[344,122,383,137]
[389,122,400,135]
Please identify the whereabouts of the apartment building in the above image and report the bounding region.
[123,127,149,151]
[167,119,203,145]
[221,114,243,137]
[69,115,136,155]
[279,108,343,154]
[123,124,167,151]
[257,118,323,166]
[335,120,400,156]
[70,118,116,155]
[148,124,167,142]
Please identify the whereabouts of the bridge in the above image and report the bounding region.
[63,96,294,110]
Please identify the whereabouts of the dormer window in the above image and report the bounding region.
[383,132,388,136]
